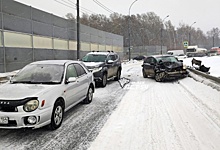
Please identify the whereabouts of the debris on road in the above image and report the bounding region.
[118,77,130,88]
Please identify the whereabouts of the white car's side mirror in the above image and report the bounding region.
[67,77,77,83]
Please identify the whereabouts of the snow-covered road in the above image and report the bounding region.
[0,59,220,150]
[89,61,220,150]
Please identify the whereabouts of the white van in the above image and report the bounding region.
[167,50,187,60]
[167,50,185,56]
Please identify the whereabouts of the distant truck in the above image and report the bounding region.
[207,47,220,56]
[186,45,207,57]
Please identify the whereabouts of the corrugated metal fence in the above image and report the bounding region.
[0,0,123,73]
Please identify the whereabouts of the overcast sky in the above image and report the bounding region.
[15,0,219,33]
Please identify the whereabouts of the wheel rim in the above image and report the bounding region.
[155,72,164,81]
[155,73,161,81]
[88,88,93,102]
[54,106,63,126]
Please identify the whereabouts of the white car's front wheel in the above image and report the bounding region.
[49,100,64,130]
[83,86,93,104]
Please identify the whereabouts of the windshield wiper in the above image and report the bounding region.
[11,81,35,84]
[37,81,60,84]
[11,81,60,84]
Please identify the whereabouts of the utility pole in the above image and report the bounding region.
[76,0,80,60]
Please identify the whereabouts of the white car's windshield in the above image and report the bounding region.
[11,64,64,84]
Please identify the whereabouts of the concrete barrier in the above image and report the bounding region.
[187,68,220,84]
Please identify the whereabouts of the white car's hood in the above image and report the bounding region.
[0,83,55,100]
[83,62,104,68]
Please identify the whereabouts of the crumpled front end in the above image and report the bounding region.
[156,62,187,79]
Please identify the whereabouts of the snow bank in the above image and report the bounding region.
[183,56,220,77]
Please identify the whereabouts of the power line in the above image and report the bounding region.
[68,0,96,14]
[54,0,94,15]
[54,0,75,9]
[61,0,92,14]
[93,0,115,14]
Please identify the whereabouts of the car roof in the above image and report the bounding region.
[148,54,173,58]
[87,51,117,55]
[30,60,79,65]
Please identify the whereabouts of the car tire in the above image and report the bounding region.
[142,69,147,78]
[100,73,107,87]
[155,72,164,82]
[49,100,64,130]
[114,69,121,81]
[82,86,93,104]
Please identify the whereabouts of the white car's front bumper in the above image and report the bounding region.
[0,106,52,129]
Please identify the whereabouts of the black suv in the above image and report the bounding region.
[82,51,122,87]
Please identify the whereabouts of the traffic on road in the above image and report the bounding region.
[0,55,220,149]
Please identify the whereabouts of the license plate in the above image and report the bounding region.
[0,116,9,124]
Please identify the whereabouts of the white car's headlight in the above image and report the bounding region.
[23,100,39,112]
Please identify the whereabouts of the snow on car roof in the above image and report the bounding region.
[87,51,116,55]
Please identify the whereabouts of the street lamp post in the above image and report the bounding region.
[189,22,196,46]
[160,15,169,55]
[128,0,138,61]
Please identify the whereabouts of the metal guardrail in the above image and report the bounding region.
[187,67,220,84]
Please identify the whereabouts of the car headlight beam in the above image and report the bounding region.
[23,100,39,112]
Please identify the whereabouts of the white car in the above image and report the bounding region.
[0,60,95,130]
[175,54,187,60]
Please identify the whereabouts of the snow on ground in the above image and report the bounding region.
[88,56,220,150]
[183,56,220,77]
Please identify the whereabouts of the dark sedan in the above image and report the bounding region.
[142,55,187,82]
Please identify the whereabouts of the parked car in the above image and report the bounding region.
[0,60,95,130]
[82,51,122,87]
[175,54,187,60]
[132,55,146,60]
[142,55,187,82]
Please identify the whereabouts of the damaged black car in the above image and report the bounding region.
[142,55,188,82]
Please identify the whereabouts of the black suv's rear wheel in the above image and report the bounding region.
[114,69,121,81]
[96,73,107,87]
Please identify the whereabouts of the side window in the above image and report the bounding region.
[144,57,151,63]
[74,64,86,77]
[66,64,77,79]
[115,54,119,60]
[150,58,156,64]
[110,55,116,61]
